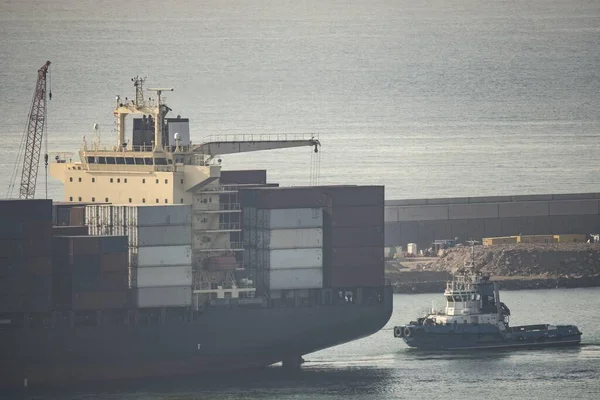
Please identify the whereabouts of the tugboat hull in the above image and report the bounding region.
[394,323,582,350]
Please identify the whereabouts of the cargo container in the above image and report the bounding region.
[0,237,51,258]
[134,245,192,267]
[132,266,192,288]
[482,236,518,246]
[0,219,52,240]
[53,202,96,226]
[52,226,89,236]
[330,247,384,268]
[255,208,323,229]
[64,271,129,292]
[239,187,331,210]
[0,273,52,294]
[262,248,323,269]
[554,234,587,243]
[72,291,128,310]
[329,205,384,228]
[0,293,52,313]
[330,226,384,248]
[407,243,418,256]
[220,170,267,185]
[328,265,385,288]
[128,225,192,247]
[268,268,323,290]
[0,199,52,222]
[321,186,384,207]
[0,256,53,275]
[120,204,192,227]
[99,235,129,254]
[100,253,129,272]
[257,228,323,249]
[133,286,192,308]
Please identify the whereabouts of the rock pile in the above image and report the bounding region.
[423,243,600,278]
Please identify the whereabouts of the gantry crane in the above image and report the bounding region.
[18,60,51,199]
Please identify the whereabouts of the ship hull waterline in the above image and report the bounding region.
[1,286,393,388]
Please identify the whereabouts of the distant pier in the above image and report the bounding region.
[384,192,600,249]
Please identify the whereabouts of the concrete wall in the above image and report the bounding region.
[384,193,600,248]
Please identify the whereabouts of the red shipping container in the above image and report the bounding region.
[100,253,129,273]
[72,291,128,310]
[328,265,385,288]
[330,246,384,268]
[69,207,86,226]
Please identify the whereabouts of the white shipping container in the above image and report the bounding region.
[257,208,323,229]
[134,286,192,308]
[125,205,192,227]
[268,268,323,290]
[407,243,418,256]
[133,266,192,288]
[265,248,323,270]
[134,245,193,267]
[257,228,323,249]
[129,225,192,247]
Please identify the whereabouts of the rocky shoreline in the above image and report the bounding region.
[387,243,600,294]
[392,274,600,294]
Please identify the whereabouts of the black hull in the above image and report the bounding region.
[0,286,393,388]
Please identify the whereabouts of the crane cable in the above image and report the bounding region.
[45,66,52,199]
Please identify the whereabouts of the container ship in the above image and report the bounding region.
[0,77,392,388]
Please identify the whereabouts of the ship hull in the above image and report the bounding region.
[0,286,392,388]
[395,323,582,351]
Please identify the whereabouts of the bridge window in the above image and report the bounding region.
[125,157,135,165]
[144,158,153,165]
[87,156,95,163]
[97,157,106,164]
[134,158,144,165]
[180,198,184,203]
[116,157,125,165]
[155,158,167,166]
[446,296,454,302]
[181,179,184,184]
[106,157,116,165]
[78,177,82,182]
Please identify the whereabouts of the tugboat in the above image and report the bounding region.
[393,242,582,350]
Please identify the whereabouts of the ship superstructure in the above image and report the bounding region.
[49,77,320,298]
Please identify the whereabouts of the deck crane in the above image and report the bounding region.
[18,60,51,199]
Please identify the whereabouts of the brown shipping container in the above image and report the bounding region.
[240,187,331,209]
[66,236,102,255]
[100,253,129,273]
[220,170,267,185]
[330,246,384,268]
[331,226,384,248]
[328,265,385,288]
[329,206,384,228]
[72,291,128,310]
[323,186,384,207]
[0,293,52,313]
[69,206,86,226]
[52,226,89,236]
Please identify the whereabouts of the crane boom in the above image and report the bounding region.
[19,60,51,199]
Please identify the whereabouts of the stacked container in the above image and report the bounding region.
[52,235,129,310]
[53,202,92,226]
[322,186,385,288]
[241,187,331,293]
[0,200,53,313]
[85,205,193,308]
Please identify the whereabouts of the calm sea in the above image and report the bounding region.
[2,0,600,398]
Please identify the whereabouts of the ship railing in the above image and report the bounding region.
[201,132,319,143]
